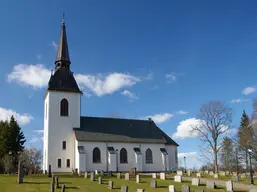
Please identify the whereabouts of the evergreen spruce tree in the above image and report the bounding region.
[0,120,11,158]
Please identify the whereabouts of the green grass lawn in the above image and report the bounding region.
[0,173,246,192]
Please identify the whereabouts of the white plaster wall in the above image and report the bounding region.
[166,145,178,171]
[43,93,49,172]
[44,91,81,173]
[77,141,177,172]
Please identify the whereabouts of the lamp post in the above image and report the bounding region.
[248,148,254,185]
[184,157,187,173]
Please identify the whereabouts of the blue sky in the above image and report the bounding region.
[1,0,257,168]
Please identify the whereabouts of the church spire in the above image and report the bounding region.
[55,18,71,70]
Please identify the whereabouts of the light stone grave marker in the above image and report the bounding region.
[137,189,145,192]
[206,181,215,189]
[214,174,219,179]
[90,172,95,181]
[61,184,65,192]
[240,173,246,179]
[117,173,121,179]
[108,180,113,189]
[232,175,239,182]
[98,177,102,184]
[182,184,190,192]
[209,171,214,175]
[232,172,238,176]
[169,185,176,192]
[226,181,233,192]
[84,172,88,178]
[160,172,166,180]
[204,170,209,174]
[152,173,157,178]
[121,185,128,192]
[187,171,191,176]
[192,178,200,186]
[196,173,201,178]
[95,170,98,175]
[136,175,140,183]
[220,171,226,176]
[125,173,130,180]
[150,180,157,188]
[177,170,183,176]
[174,175,182,182]
[226,171,230,175]
[195,190,204,192]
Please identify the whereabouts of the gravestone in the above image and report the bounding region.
[209,171,214,175]
[136,175,140,183]
[125,173,130,180]
[61,184,65,192]
[204,170,209,174]
[195,190,204,192]
[150,180,157,188]
[50,182,55,192]
[52,175,55,183]
[152,173,157,178]
[232,172,238,176]
[117,172,121,179]
[192,178,200,186]
[226,171,230,175]
[232,175,239,182]
[240,173,246,179]
[90,172,95,181]
[177,170,183,176]
[121,185,128,192]
[78,171,82,176]
[137,189,145,192]
[160,172,166,180]
[182,184,190,192]
[169,185,176,192]
[187,171,191,176]
[98,177,102,184]
[48,165,52,177]
[129,167,136,176]
[108,180,113,189]
[55,176,59,188]
[250,187,257,192]
[226,181,233,192]
[174,175,182,182]
[84,172,88,178]
[196,173,201,178]
[95,170,98,175]
[108,171,113,176]
[206,181,215,189]
[214,174,219,179]
[17,162,23,184]
[220,171,226,176]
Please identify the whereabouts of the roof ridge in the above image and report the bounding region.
[80,115,153,122]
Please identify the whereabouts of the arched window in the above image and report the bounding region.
[120,148,128,164]
[145,148,153,164]
[93,147,101,163]
[60,98,69,116]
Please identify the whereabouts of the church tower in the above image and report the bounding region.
[43,19,82,173]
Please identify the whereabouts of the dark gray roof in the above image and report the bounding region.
[74,116,179,146]
[48,68,82,94]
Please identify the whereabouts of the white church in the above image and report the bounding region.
[43,20,179,173]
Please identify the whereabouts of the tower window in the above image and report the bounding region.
[60,98,69,116]
[58,159,62,168]
[62,141,66,150]
[67,159,70,168]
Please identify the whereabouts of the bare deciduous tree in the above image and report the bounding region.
[20,148,42,174]
[192,100,232,173]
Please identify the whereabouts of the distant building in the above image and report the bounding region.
[43,20,179,173]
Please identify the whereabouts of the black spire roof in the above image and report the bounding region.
[47,20,82,94]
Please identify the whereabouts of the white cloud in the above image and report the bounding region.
[33,129,44,134]
[230,98,249,104]
[242,87,256,95]
[51,41,58,50]
[172,118,202,140]
[7,64,51,89]
[75,73,140,97]
[29,136,43,143]
[166,73,177,83]
[178,152,197,158]
[121,90,138,100]
[224,128,238,135]
[144,113,173,124]
[7,64,141,97]
[176,110,188,115]
[0,107,33,126]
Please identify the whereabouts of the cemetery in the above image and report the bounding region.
[0,171,256,192]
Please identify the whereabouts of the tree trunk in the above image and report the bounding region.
[214,150,218,174]
[245,150,249,171]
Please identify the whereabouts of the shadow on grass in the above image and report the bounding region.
[23,181,50,184]
[199,184,205,187]
[65,186,79,189]
[157,185,167,188]
[59,182,72,184]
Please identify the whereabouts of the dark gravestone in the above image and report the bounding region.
[55,176,59,188]
[48,165,52,177]
[108,180,113,189]
[17,162,23,184]
[206,180,215,189]
[61,184,65,192]
[98,177,102,184]
[108,171,113,176]
[52,175,55,184]
[182,185,190,192]
[50,182,55,192]
[150,180,157,188]
[121,185,128,192]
